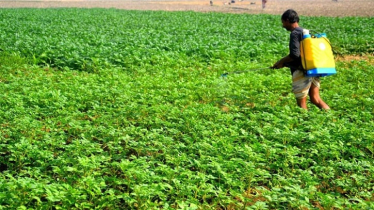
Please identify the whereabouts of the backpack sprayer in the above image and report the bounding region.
[300,29,337,77]
[221,67,272,78]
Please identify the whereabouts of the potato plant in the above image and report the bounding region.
[0,8,373,209]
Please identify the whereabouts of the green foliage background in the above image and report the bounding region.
[0,8,373,209]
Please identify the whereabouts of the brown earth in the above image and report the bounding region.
[0,0,373,17]
[336,54,374,64]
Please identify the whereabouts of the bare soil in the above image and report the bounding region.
[0,0,373,17]
[336,54,374,64]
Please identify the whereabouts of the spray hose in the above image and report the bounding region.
[221,67,272,77]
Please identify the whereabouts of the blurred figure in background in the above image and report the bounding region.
[262,0,267,9]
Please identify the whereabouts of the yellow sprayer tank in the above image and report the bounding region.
[300,30,336,77]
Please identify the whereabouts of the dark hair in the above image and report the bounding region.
[281,9,299,23]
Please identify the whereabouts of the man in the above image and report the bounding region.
[272,9,330,110]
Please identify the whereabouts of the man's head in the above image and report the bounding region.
[281,9,299,31]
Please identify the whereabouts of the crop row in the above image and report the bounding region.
[0,8,373,209]
[0,9,373,72]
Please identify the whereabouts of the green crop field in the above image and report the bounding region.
[0,8,373,209]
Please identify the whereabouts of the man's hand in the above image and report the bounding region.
[272,60,284,69]
[273,55,293,69]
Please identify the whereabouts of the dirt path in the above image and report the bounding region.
[0,0,373,17]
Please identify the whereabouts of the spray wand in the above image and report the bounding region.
[221,67,273,78]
